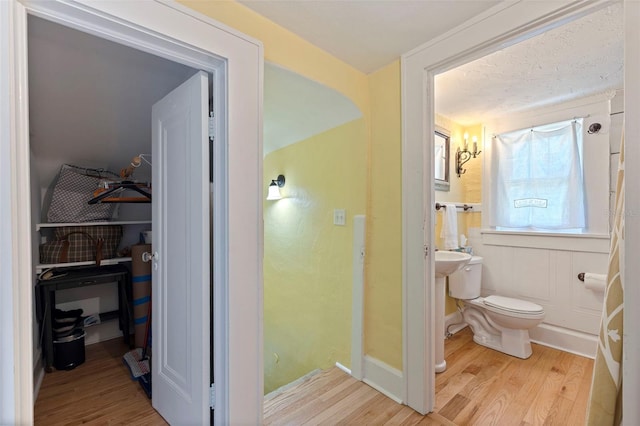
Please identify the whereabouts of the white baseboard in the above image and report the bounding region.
[444,311,467,336]
[444,313,596,359]
[362,355,403,404]
[335,362,351,375]
[529,323,597,359]
[264,368,322,400]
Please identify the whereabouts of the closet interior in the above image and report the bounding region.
[28,14,199,404]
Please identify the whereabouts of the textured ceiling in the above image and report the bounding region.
[241,1,623,126]
[238,0,500,73]
[435,3,624,126]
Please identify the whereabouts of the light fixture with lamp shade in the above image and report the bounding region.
[456,132,481,177]
[266,174,285,200]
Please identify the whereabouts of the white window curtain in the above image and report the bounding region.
[490,119,585,230]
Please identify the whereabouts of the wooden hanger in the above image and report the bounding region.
[88,155,152,204]
[88,181,151,204]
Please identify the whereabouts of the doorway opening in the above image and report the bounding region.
[26,8,217,425]
[401,0,617,414]
[4,1,264,423]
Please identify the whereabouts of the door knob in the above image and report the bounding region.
[141,251,158,263]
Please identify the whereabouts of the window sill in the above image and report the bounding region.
[480,229,610,253]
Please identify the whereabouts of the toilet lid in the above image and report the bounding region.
[483,295,544,314]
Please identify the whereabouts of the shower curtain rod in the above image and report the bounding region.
[491,114,590,138]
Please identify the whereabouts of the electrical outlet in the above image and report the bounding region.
[333,209,346,226]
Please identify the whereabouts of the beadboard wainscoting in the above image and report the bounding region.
[467,229,608,358]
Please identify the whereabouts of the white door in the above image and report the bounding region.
[151,70,210,424]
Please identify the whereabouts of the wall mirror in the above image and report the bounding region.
[434,129,450,191]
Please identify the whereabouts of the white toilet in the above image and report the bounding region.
[448,256,545,359]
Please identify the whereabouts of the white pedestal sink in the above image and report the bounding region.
[434,251,471,373]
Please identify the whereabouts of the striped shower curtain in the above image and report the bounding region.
[586,135,624,425]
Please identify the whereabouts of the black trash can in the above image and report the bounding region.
[53,329,86,370]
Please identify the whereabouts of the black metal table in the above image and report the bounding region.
[36,264,132,371]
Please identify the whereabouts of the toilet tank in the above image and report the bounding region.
[448,256,483,299]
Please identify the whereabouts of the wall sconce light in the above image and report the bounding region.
[456,133,481,177]
[266,174,285,200]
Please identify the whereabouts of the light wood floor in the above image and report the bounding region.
[34,338,167,425]
[35,329,593,425]
[264,329,594,425]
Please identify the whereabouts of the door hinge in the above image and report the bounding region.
[210,383,215,409]
[208,112,215,140]
[424,245,429,257]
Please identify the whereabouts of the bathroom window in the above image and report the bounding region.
[489,119,586,231]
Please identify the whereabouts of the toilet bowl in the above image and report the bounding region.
[449,256,545,359]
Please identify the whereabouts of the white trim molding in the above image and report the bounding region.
[623,2,640,423]
[2,0,263,423]
[445,315,597,360]
[2,1,34,422]
[529,323,597,359]
[480,231,610,253]
[401,0,615,415]
[362,355,403,404]
[335,362,352,375]
[444,311,467,336]
[351,215,366,380]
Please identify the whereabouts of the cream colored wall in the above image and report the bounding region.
[263,119,366,393]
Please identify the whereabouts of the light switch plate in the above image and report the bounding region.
[333,209,346,226]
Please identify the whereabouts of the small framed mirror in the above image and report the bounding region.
[434,128,450,191]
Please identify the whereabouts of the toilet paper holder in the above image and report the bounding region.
[578,272,607,282]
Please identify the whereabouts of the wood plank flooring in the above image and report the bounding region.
[264,328,594,425]
[34,338,167,425]
[35,328,593,425]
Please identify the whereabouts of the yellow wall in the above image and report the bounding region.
[432,121,484,315]
[181,0,485,373]
[433,115,463,317]
[462,123,483,241]
[435,114,465,203]
[179,0,375,390]
[179,0,370,117]
[365,61,402,369]
[180,0,412,376]
[433,121,483,251]
[263,119,367,393]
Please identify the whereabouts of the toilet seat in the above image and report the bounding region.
[483,295,545,318]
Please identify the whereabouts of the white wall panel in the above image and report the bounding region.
[572,252,608,313]
[474,234,608,338]
[512,248,552,301]
[479,245,512,294]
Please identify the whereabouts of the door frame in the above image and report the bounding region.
[0,0,263,423]
[401,0,626,414]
